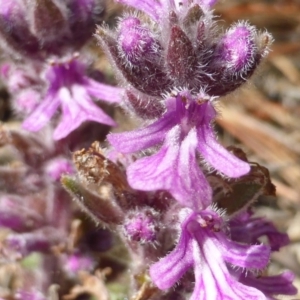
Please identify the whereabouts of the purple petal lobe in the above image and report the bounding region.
[53,86,115,140]
[85,79,123,103]
[222,238,270,269]
[150,228,193,289]
[108,113,176,153]
[192,231,267,300]
[22,94,60,132]
[197,124,250,177]
[240,271,297,296]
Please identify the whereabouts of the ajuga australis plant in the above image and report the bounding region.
[0,0,297,299]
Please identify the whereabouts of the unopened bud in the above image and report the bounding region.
[28,0,69,44]
[64,253,95,274]
[118,17,159,65]
[166,25,198,87]
[96,26,171,96]
[67,0,105,47]
[0,1,38,58]
[183,4,203,28]
[0,195,43,232]
[123,209,158,243]
[215,24,256,74]
[61,175,125,225]
[206,22,272,96]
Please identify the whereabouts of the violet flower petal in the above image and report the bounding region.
[240,271,297,297]
[221,237,270,269]
[192,231,267,300]
[53,85,115,140]
[127,127,212,209]
[108,112,176,153]
[149,227,193,290]
[22,93,60,131]
[197,124,250,178]
[85,78,123,103]
[230,213,290,251]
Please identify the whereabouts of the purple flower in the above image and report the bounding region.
[236,270,297,299]
[22,57,122,140]
[230,211,290,251]
[150,208,271,299]
[97,6,271,101]
[108,90,249,209]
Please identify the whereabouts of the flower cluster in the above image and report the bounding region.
[90,0,297,298]
[0,0,122,140]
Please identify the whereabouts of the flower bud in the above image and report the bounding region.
[166,25,198,87]
[96,26,172,96]
[0,0,38,58]
[183,4,204,29]
[15,290,46,300]
[215,23,256,74]
[14,89,40,115]
[27,0,69,44]
[61,175,125,225]
[118,17,160,65]
[123,209,158,243]
[205,22,272,96]
[67,0,105,47]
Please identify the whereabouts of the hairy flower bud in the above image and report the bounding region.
[206,22,272,96]
[61,175,125,225]
[96,26,172,96]
[118,17,160,65]
[183,4,204,29]
[28,0,69,44]
[166,25,198,87]
[214,23,256,73]
[123,209,158,243]
[0,0,39,58]
[67,0,105,47]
